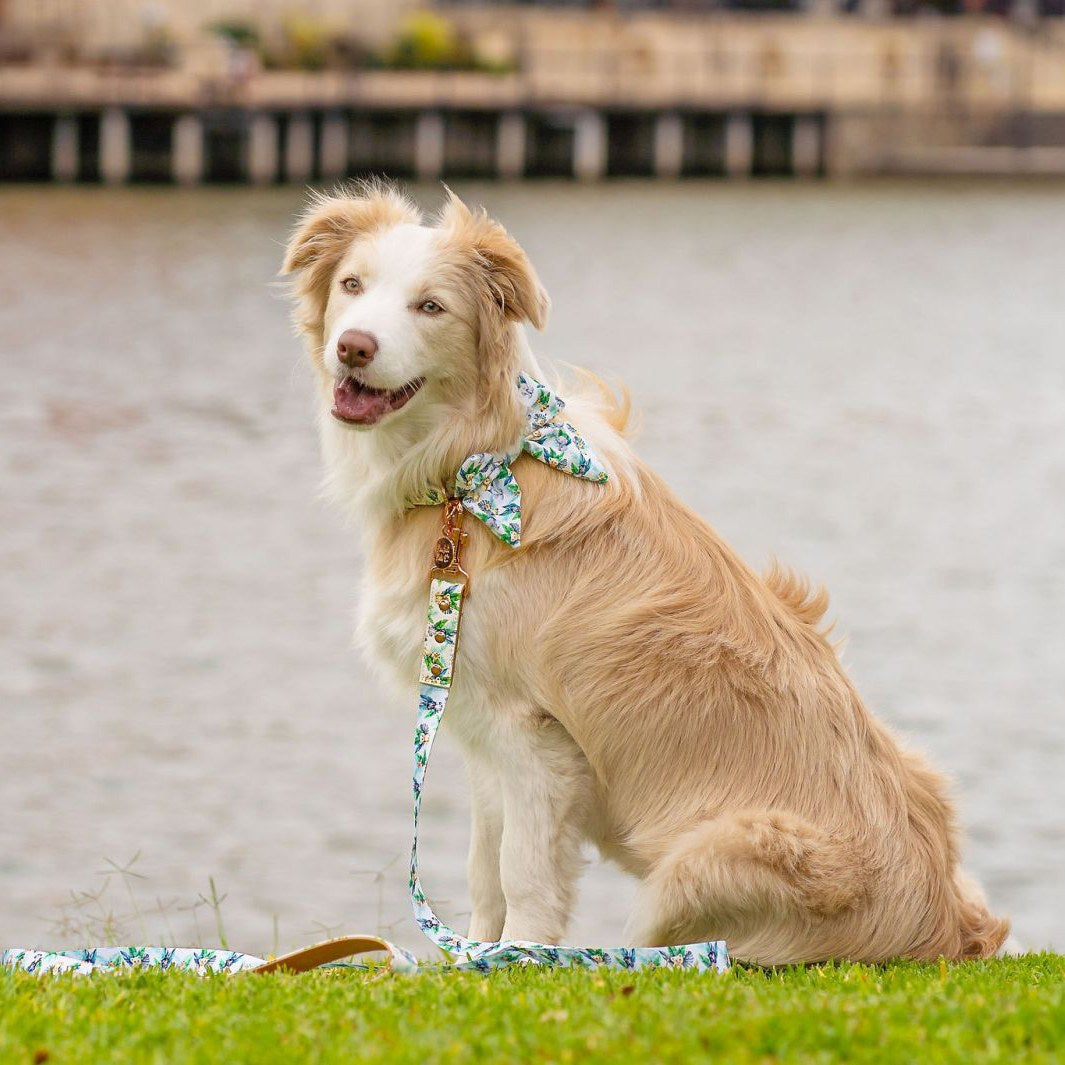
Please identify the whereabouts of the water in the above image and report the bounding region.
[2,180,1063,958]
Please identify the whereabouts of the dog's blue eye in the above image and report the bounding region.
[420,300,443,315]
[342,277,361,294]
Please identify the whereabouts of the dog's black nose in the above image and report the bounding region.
[337,329,378,368]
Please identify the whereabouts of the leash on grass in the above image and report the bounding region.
[3,375,728,977]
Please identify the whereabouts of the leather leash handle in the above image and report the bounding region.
[249,935,396,974]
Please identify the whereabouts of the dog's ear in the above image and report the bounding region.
[282,182,420,275]
[439,188,549,331]
[282,183,421,348]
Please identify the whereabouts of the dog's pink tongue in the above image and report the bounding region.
[333,378,390,425]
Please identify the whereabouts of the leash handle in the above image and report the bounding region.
[250,935,417,974]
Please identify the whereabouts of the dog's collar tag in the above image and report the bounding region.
[429,498,470,589]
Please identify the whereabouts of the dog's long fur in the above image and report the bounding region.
[282,181,1008,964]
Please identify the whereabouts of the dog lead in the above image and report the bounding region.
[2,375,728,977]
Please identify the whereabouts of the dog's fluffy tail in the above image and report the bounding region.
[763,562,831,630]
[627,809,869,955]
[570,367,633,435]
[953,869,1010,958]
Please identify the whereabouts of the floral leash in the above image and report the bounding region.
[410,506,727,973]
[3,374,728,977]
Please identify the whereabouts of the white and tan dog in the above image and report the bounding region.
[282,181,1008,964]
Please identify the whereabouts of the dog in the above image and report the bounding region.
[282,181,1008,964]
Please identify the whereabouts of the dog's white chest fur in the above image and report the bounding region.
[354,537,502,754]
[356,565,423,684]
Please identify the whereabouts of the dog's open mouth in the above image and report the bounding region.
[332,375,424,427]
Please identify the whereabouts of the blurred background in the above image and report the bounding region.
[2,1,1063,960]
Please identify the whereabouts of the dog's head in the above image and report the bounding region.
[282,182,548,433]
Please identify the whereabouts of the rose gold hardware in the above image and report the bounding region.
[428,497,470,591]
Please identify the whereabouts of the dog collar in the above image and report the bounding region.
[407,372,609,547]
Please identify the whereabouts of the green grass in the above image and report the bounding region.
[2,955,1062,1063]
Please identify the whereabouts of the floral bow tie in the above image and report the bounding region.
[409,372,608,547]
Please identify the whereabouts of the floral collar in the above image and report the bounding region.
[408,372,608,547]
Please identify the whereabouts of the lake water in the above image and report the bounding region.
[2,180,1063,958]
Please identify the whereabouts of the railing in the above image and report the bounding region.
[2,45,1063,115]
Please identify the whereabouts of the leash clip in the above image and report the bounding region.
[429,498,471,591]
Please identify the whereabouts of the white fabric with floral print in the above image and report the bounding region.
[410,372,609,547]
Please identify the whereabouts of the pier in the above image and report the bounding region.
[0,106,825,184]
[3,13,1065,183]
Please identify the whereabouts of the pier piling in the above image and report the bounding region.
[724,113,754,179]
[414,111,445,182]
[573,110,607,181]
[496,112,526,180]
[653,112,684,179]
[99,107,131,185]
[171,114,204,186]
[247,113,279,185]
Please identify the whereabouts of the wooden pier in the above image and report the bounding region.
[0,104,827,184]
[3,14,1065,183]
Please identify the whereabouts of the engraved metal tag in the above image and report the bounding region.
[433,536,455,570]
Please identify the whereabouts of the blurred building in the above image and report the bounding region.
[0,1,417,58]
[442,0,1060,12]
[3,1,1065,182]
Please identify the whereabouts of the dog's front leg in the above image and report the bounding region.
[496,715,590,945]
[465,757,506,941]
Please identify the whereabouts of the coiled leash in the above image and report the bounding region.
[3,374,728,977]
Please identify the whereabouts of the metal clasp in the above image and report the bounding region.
[429,498,471,590]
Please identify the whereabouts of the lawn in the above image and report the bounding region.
[2,954,1062,1063]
